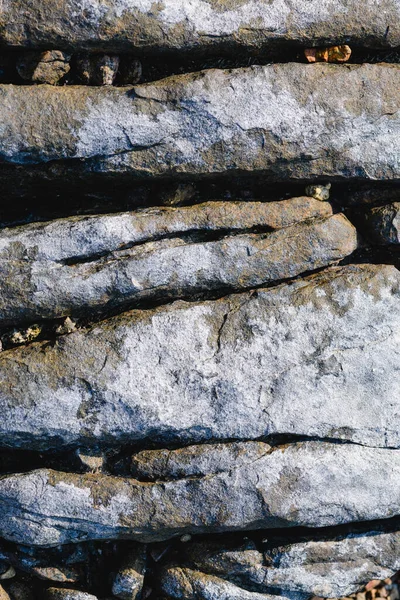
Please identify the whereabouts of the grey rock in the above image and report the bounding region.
[112,545,146,600]
[180,531,400,598]
[16,50,71,84]
[0,210,355,326]
[130,442,271,480]
[46,590,98,600]
[2,443,400,546]
[362,202,400,244]
[0,1,399,52]
[76,55,119,86]
[159,567,283,600]
[0,263,399,451]
[0,65,399,182]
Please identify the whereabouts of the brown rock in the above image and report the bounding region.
[76,55,119,86]
[0,586,10,600]
[305,45,352,63]
[16,50,71,84]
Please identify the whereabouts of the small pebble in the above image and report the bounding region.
[305,45,352,63]
[16,50,71,84]
[0,566,15,581]
[180,534,192,543]
[305,183,331,201]
[77,55,119,86]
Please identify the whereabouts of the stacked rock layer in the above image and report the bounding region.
[0,2,400,600]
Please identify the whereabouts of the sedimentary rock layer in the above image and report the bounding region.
[175,531,400,598]
[0,264,400,451]
[1,442,400,546]
[0,0,398,52]
[1,64,400,181]
[0,207,354,326]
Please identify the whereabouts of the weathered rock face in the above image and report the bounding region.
[175,531,400,598]
[1,263,399,451]
[0,0,399,52]
[1,64,400,182]
[1,443,400,546]
[0,205,354,326]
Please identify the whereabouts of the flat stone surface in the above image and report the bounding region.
[0,1,399,52]
[0,263,400,451]
[0,64,399,181]
[1,443,400,545]
[0,211,355,326]
[179,531,400,598]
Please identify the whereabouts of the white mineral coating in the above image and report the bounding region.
[0,212,355,326]
[0,263,400,451]
[0,64,399,181]
[0,0,399,51]
[46,589,98,600]
[159,567,284,600]
[182,531,400,598]
[0,198,332,263]
[2,443,400,546]
[363,202,400,244]
[264,530,400,598]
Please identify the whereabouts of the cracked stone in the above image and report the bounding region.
[0,1,399,52]
[0,264,399,451]
[0,64,399,183]
[1,443,400,546]
[0,207,354,327]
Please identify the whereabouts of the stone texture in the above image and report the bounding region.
[111,545,146,600]
[0,1,399,52]
[0,64,399,182]
[0,586,10,600]
[46,590,98,600]
[16,50,71,84]
[76,55,119,85]
[0,210,354,327]
[1,443,400,546]
[304,45,352,63]
[130,442,271,480]
[362,203,400,244]
[178,531,400,598]
[159,567,281,600]
[0,264,399,451]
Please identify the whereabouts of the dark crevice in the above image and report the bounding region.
[1,45,400,86]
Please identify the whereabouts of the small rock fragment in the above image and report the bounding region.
[31,565,81,583]
[119,58,142,84]
[76,55,119,85]
[0,585,10,600]
[76,450,104,473]
[180,535,192,543]
[46,589,98,600]
[55,317,77,336]
[305,45,352,63]
[16,50,71,84]
[111,545,146,600]
[0,566,15,580]
[4,324,42,346]
[305,183,331,201]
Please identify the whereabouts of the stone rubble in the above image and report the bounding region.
[1,2,400,599]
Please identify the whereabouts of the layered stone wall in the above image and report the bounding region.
[0,2,400,600]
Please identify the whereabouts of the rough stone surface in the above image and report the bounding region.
[159,567,282,600]
[130,442,271,480]
[111,545,146,600]
[0,1,399,52]
[179,531,400,598]
[363,203,400,244]
[16,50,71,84]
[0,264,399,451]
[1,443,400,546]
[46,590,98,600]
[76,55,119,86]
[0,211,355,326]
[0,64,399,182]
[0,586,10,600]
